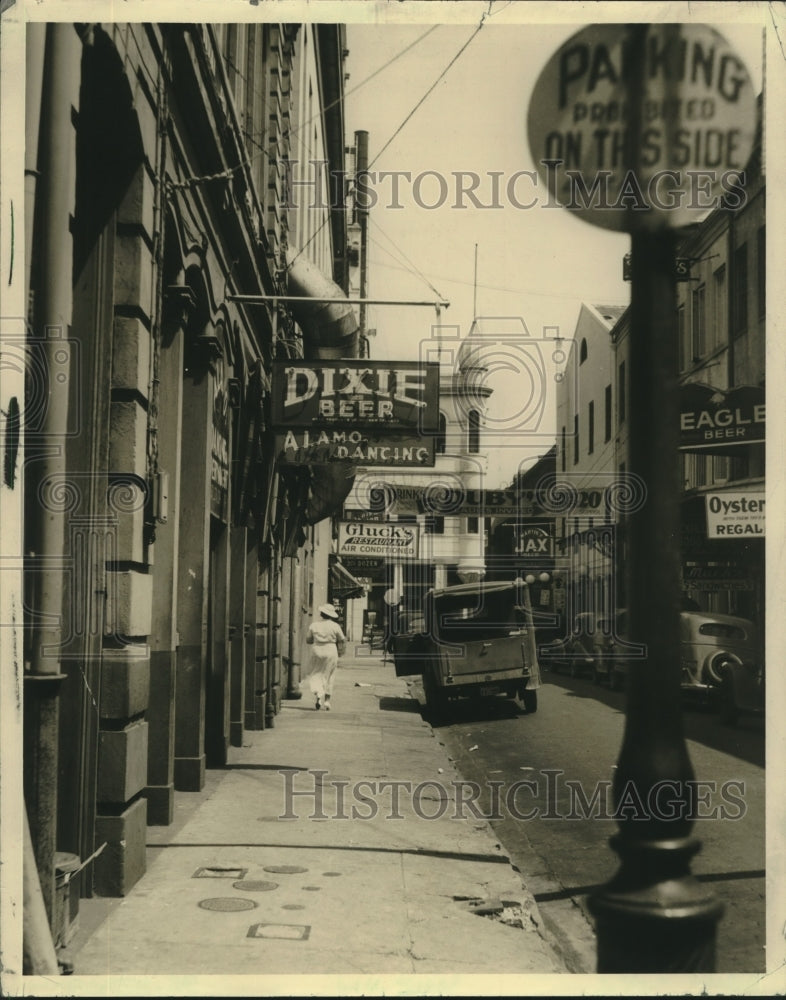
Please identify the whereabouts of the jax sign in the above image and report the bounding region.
[527,23,757,231]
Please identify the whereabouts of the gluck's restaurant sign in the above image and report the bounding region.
[272,360,440,431]
[679,383,765,450]
[337,521,419,559]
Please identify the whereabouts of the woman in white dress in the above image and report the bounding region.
[304,604,346,710]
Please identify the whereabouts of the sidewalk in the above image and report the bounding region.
[62,649,567,992]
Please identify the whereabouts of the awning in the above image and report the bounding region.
[330,559,365,601]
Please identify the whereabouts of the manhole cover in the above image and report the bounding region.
[281,904,306,911]
[233,880,279,892]
[198,897,258,912]
[322,872,342,877]
[263,865,308,875]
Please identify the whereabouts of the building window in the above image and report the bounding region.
[733,243,748,334]
[691,284,706,360]
[757,226,766,319]
[618,361,626,425]
[712,454,729,484]
[712,265,727,352]
[677,304,688,370]
[436,412,447,455]
[425,515,444,535]
[467,516,479,534]
[729,453,749,481]
[573,414,579,464]
[588,400,595,455]
[604,385,612,442]
[580,338,588,364]
[468,410,480,453]
[695,453,708,487]
[561,426,566,472]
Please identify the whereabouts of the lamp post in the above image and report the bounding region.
[587,227,723,972]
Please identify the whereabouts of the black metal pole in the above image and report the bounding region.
[588,228,723,972]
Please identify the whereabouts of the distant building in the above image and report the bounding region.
[555,110,765,634]
[342,319,495,632]
[554,303,628,622]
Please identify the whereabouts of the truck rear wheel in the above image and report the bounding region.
[423,668,448,723]
[522,690,538,714]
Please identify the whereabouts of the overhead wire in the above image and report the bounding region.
[367,22,486,172]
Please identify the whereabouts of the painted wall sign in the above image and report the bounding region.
[271,360,439,430]
[705,491,765,538]
[338,521,419,559]
[276,430,435,468]
[527,23,756,232]
[679,383,765,450]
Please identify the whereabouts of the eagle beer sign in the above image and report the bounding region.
[527,23,756,231]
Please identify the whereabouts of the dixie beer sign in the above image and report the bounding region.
[527,24,757,231]
[272,360,439,431]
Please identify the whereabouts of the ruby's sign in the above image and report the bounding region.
[272,360,439,431]
[679,383,765,450]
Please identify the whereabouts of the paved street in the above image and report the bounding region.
[410,669,765,975]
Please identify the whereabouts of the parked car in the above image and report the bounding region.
[579,607,763,725]
[391,580,541,720]
[679,610,764,725]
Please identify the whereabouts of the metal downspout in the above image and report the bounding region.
[25,23,81,937]
[25,24,46,304]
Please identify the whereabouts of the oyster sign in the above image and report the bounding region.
[527,23,756,231]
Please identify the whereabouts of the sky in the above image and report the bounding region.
[341,8,767,485]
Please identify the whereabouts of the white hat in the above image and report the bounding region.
[319,604,339,620]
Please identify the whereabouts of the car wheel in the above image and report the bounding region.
[704,650,742,686]
[522,690,538,714]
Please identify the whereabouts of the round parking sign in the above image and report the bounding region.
[527,23,757,231]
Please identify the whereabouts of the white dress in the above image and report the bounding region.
[304,618,346,701]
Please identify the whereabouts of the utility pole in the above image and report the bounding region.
[355,130,369,346]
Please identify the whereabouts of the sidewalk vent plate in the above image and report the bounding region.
[302,886,321,892]
[198,897,258,912]
[322,872,342,877]
[233,880,279,892]
[193,866,248,879]
[248,923,311,940]
[263,865,308,874]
